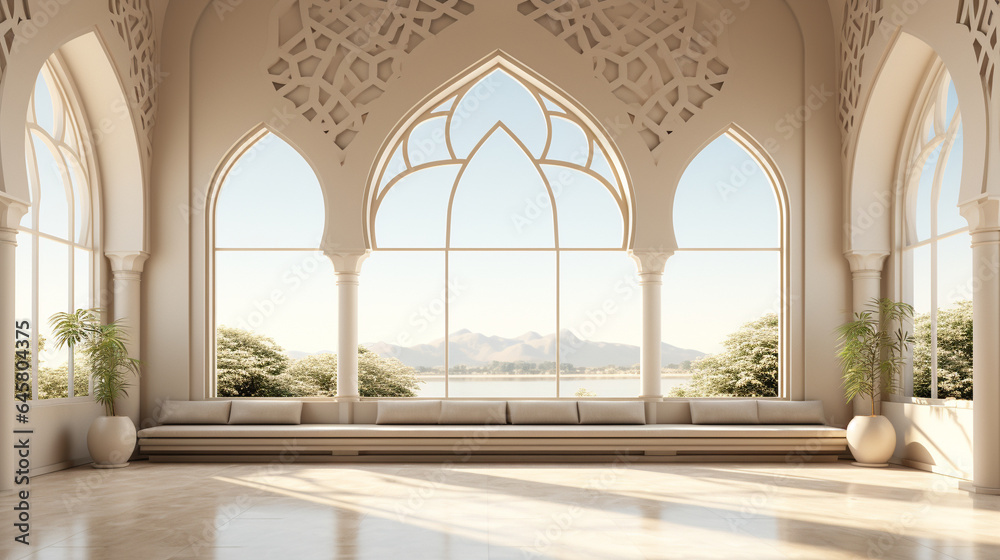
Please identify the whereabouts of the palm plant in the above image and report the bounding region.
[49,308,140,416]
[836,298,914,416]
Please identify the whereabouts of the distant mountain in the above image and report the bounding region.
[359,330,705,368]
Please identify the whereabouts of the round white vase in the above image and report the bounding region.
[87,416,137,469]
[846,415,896,467]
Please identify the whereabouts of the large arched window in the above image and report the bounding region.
[363,65,638,398]
[212,132,336,397]
[15,55,97,400]
[900,66,971,400]
[665,131,784,398]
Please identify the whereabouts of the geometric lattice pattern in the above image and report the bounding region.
[264,0,474,151]
[517,0,729,152]
[109,0,158,165]
[0,0,29,81]
[839,0,885,155]
[958,0,1000,101]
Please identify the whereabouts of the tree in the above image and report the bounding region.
[668,314,779,398]
[285,348,422,397]
[216,326,294,397]
[913,300,973,399]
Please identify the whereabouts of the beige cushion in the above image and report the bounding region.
[376,400,442,424]
[757,400,826,425]
[578,401,646,424]
[689,400,759,425]
[228,401,302,425]
[160,401,231,425]
[439,401,507,425]
[508,401,579,425]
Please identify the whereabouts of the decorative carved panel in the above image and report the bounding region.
[0,0,29,80]
[517,0,729,152]
[264,0,475,151]
[109,0,158,164]
[958,0,999,100]
[839,0,884,155]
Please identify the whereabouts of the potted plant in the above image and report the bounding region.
[836,298,913,467]
[50,308,140,468]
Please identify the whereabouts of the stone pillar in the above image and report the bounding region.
[106,252,149,425]
[1,198,28,494]
[844,251,889,416]
[630,251,671,421]
[963,198,1000,494]
[324,250,369,422]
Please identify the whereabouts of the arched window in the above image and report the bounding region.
[15,55,97,400]
[212,132,336,397]
[665,131,784,398]
[363,66,637,397]
[900,67,971,400]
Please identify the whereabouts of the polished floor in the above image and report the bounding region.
[0,460,998,559]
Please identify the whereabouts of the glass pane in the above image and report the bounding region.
[450,132,555,248]
[64,152,88,244]
[914,146,937,242]
[374,164,459,248]
[911,245,932,398]
[589,142,617,185]
[450,69,547,159]
[406,116,451,166]
[215,251,336,397]
[360,251,445,397]
[662,251,781,397]
[74,248,91,310]
[377,145,407,196]
[546,116,589,164]
[937,125,965,235]
[674,136,780,248]
[936,234,973,399]
[32,134,70,240]
[37,238,69,399]
[545,165,623,248]
[560,252,641,397]
[448,251,556,397]
[33,70,56,135]
[14,233,33,399]
[22,131,33,229]
[215,135,323,248]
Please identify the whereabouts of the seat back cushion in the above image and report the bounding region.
[578,401,646,424]
[508,401,579,425]
[160,400,232,425]
[757,400,826,424]
[376,400,442,424]
[439,401,508,425]
[689,400,759,424]
[228,401,303,425]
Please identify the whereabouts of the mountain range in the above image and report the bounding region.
[287,330,704,368]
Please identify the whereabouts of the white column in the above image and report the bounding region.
[963,198,1000,494]
[844,251,888,416]
[106,252,149,425]
[1,199,28,494]
[630,251,671,420]
[324,251,369,416]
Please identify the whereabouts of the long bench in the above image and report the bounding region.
[137,399,847,463]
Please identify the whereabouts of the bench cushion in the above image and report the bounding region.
[376,400,441,424]
[508,401,579,424]
[578,401,646,424]
[229,401,302,425]
[690,400,759,425]
[439,401,507,425]
[160,401,231,425]
[757,400,826,425]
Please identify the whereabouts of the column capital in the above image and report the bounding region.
[323,248,370,274]
[629,249,673,276]
[844,250,888,274]
[0,194,28,232]
[961,197,1000,241]
[106,251,150,275]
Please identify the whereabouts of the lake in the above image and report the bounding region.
[413,374,692,397]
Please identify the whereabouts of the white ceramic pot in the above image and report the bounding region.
[846,415,896,467]
[87,416,137,469]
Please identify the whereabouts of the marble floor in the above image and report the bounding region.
[0,460,998,559]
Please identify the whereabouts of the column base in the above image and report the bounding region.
[959,482,1000,495]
